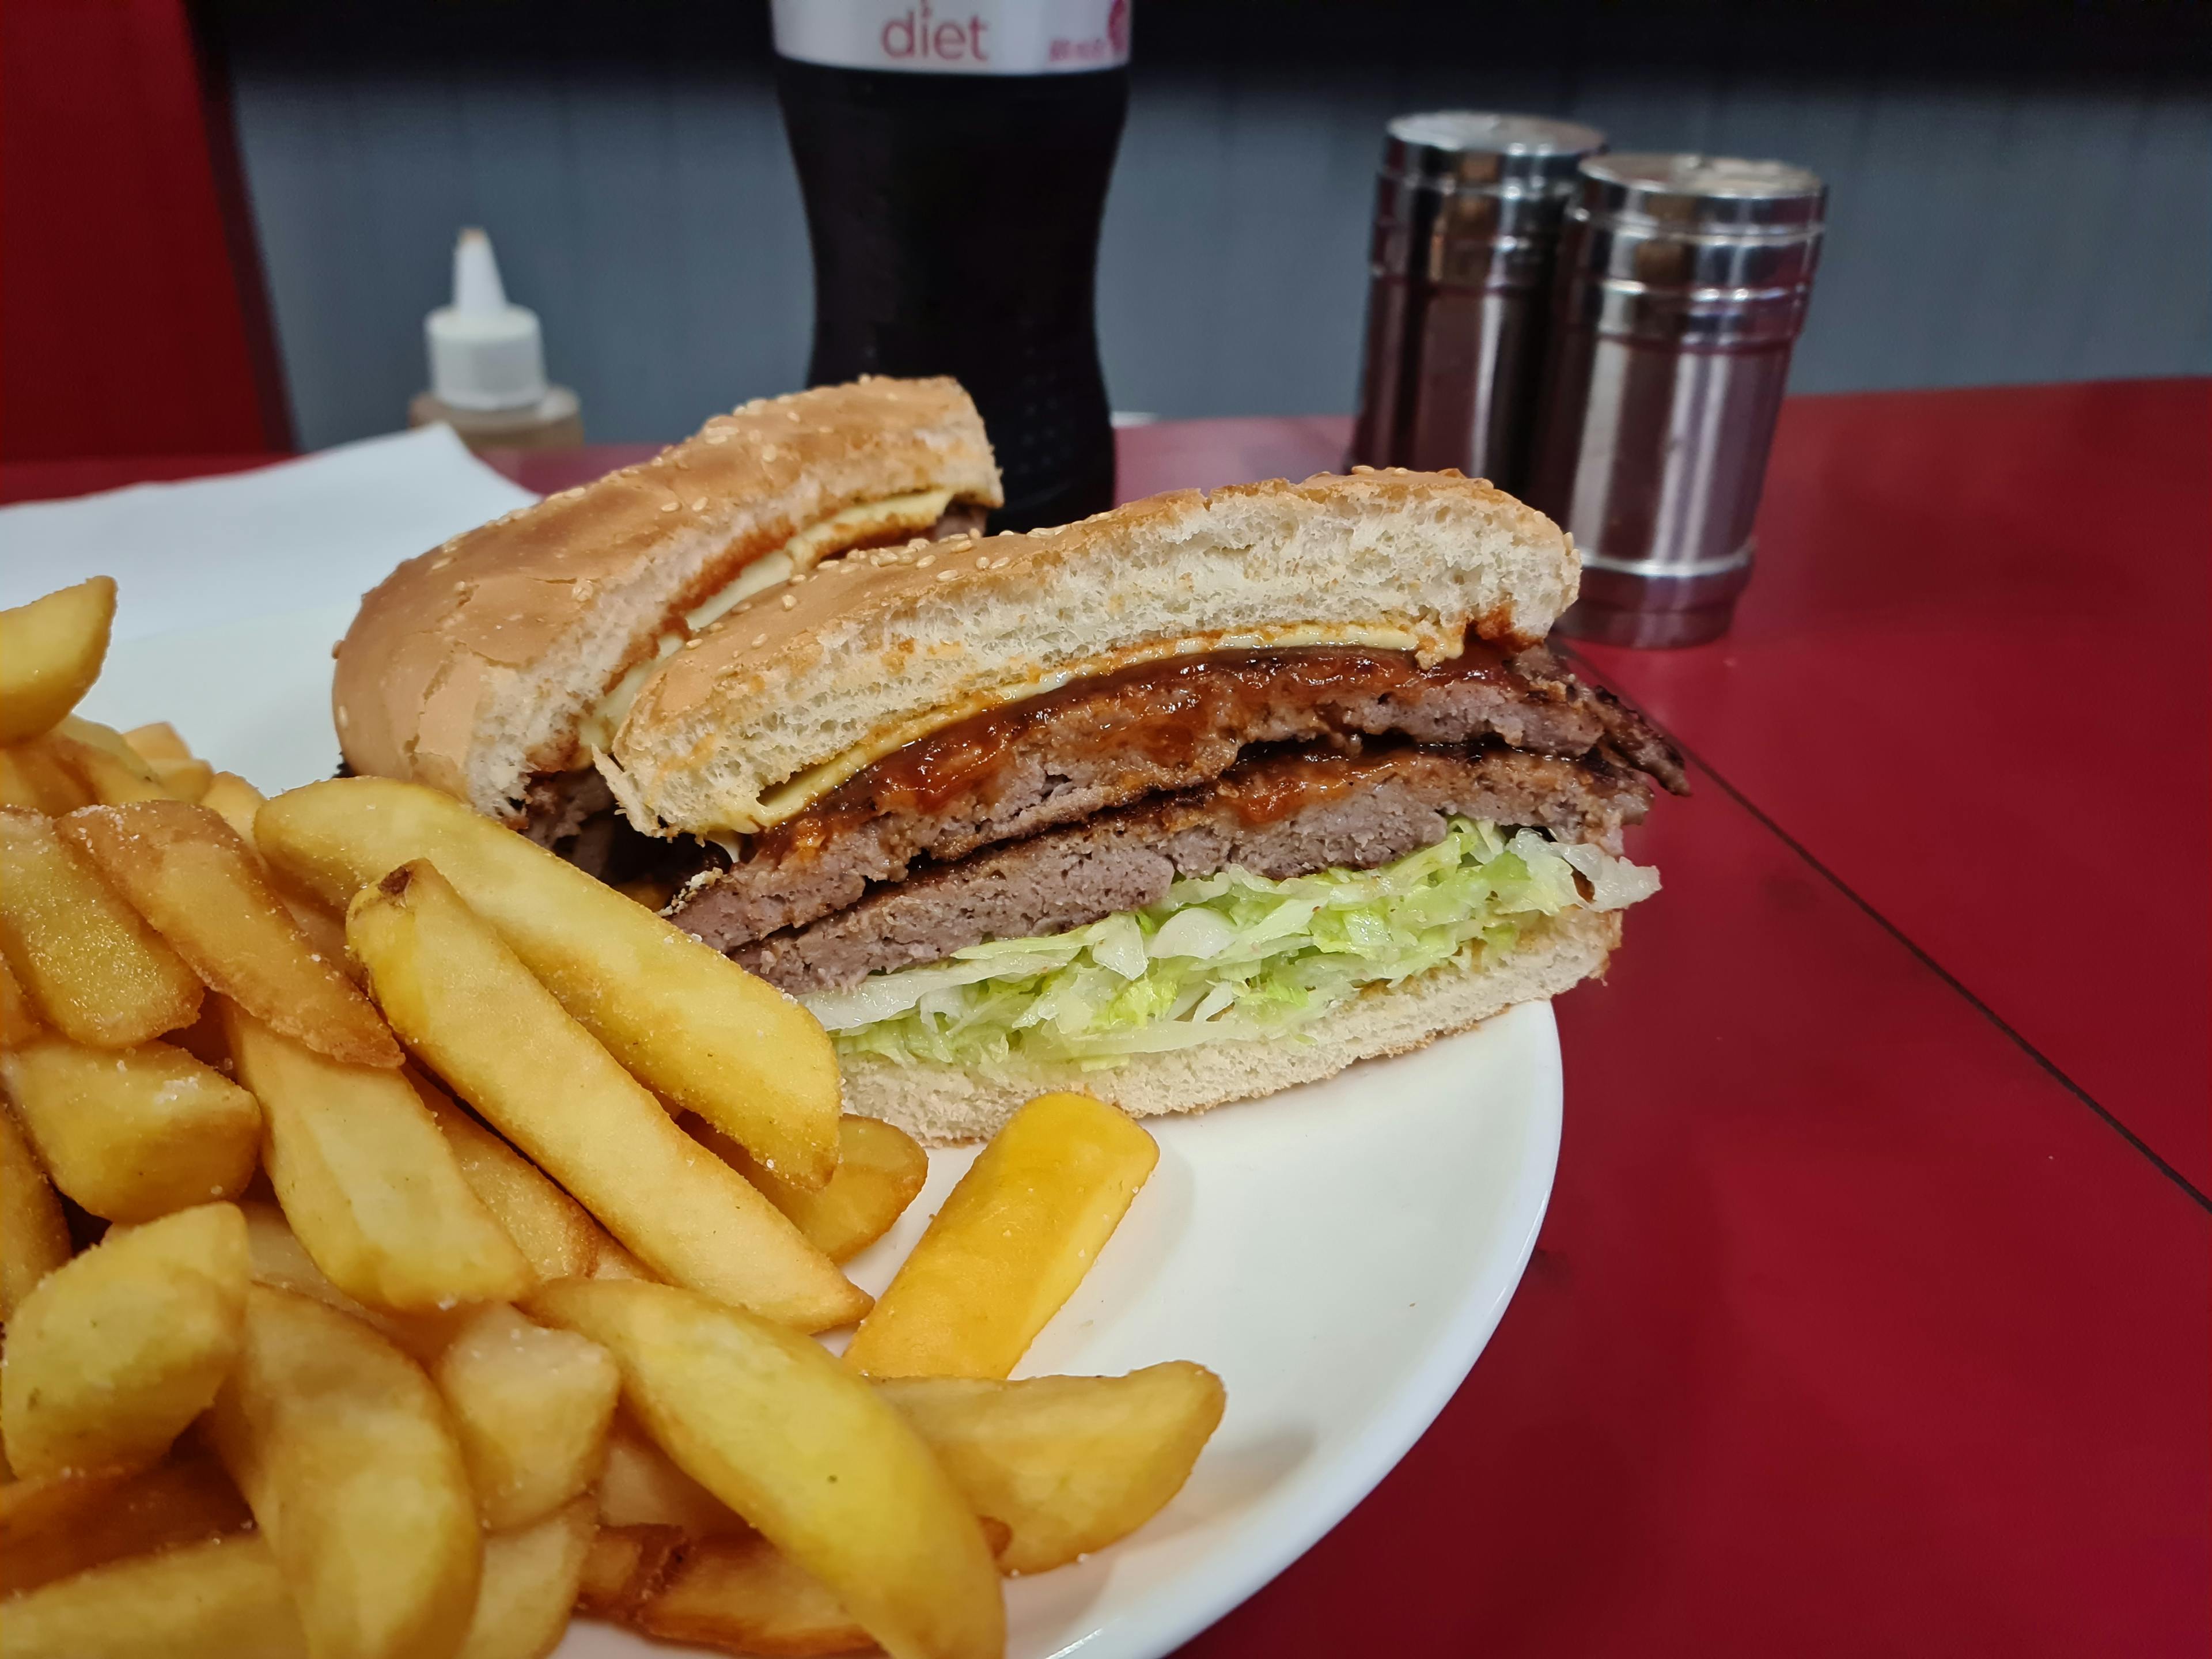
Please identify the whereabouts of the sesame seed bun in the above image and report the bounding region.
[605,469,1579,837]
[332,377,1001,822]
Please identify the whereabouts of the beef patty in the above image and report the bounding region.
[668,642,1683,950]
[729,743,1645,994]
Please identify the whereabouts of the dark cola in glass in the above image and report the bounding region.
[771,1,1131,530]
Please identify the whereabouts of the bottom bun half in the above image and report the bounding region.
[837,908,1622,1144]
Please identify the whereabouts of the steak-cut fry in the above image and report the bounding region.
[594,1369,1221,1580]
[591,1238,654,1281]
[67,801,400,1068]
[846,1092,1157,1380]
[225,1003,532,1314]
[433,1304,620,1532]
[0,1445,253,1597]
[527,1278,1003,1659]
[2,1203,249,1479]
[257,777,841,1189]
[123,721,194,763]
[0,577,115,745]
[577,1524,685,1622]
[700,1112,929,1264]
[0,950,40,1047]
[2,1037,260,1222]
[46,723,171,805]
[151,756,216,800]
[350,862,864,1331]
[0,1532,307,1659]
[55,715,165,777]
[457,1499,596,1659]
[0,806,202,1046]
[199,770,267,842]
[206,1286,482,1659]
[877,1364,1227,1573]
[196,771,357,971]
[418,1077,625,1283]
[0,1100,69,1320]
[236,1199,464,1363]
[0,740,92,815]
[597,1418,753,1536]
[635,1531,874,1657]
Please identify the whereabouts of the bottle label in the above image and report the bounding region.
[771,0,1130,74]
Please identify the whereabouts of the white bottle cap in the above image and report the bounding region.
[425,229,548,411]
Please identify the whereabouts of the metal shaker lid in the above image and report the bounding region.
[1557,153,1827,347]
[1577,153,1826,234]
[1383,112,1605,194]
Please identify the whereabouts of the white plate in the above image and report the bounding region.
[85,606,1562,1659]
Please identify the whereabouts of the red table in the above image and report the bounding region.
[7,383,2205,1656]
[1119,391,2212,1659]
[460,394,2212,1657]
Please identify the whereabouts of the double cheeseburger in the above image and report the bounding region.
[337,377,1684,1141]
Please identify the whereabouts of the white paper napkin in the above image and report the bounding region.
[0,425,538,642]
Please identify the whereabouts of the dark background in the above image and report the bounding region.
[198,0,2211,448]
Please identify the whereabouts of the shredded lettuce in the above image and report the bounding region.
[805,818,1658,1071]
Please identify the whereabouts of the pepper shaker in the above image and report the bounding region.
[1350,112,1606,495]
[1530,154,1827,647]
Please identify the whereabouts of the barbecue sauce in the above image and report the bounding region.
[760,642,1522,858]
[1213,746,1382,827]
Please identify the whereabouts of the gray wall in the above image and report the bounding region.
[218,11,2212,450]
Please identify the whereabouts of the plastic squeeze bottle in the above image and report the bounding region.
[408,228,583,452]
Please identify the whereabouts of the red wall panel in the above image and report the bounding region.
[1,0,287,458]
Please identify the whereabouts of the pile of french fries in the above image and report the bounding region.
[0,578,1224,1659]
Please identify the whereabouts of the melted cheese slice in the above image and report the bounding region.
[573,489,956,756]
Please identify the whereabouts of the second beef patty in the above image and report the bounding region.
[726,743,1648,995]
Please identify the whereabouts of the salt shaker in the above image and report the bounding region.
[1350,112,1606,495]
[1530,154,1827,647]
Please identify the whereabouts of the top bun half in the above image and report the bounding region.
[333,377,1001,822]
[606,469,1579,838]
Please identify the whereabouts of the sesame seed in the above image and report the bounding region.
[691,498,708,510]
[762,445,780,461]
[915,553,935,569]
[751,632,767,647]
[660,501,679,513]
[336,706,350,728]
[780,593,797,609]
[935,569,957,582]
[453,580,467,592]
[683,638,701,649]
